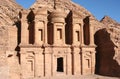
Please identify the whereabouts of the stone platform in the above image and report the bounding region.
[27,75,119,79]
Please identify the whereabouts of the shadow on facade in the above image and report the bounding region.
[15,11,35,64]
[94,28,120,77]
[14,12,22,64]
[15,12,22,46]
[27,10,35,44]
[83,16,90,45]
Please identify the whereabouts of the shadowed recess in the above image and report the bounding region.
[94,28,120,77]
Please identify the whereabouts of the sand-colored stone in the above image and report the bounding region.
[0,0,120,79]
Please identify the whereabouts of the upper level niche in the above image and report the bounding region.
[27,10,35,44]
[83,16,90,45]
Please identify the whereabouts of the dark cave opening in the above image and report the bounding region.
[94,28,120,77]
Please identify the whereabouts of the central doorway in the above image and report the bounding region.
[57,57,64,72]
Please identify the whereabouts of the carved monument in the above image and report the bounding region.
[0,0,120,79]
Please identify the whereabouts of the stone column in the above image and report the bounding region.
[64,55,67,75]
[34,52,39,77]
[63,23,66,44]
[51,53,54,76]
[34,51,44,77]
[90,24,95,46]
[66,52,72,75]
[44,21,48,45]
[20,51,27,79]
[81,50,84,75]
[40,51,44,77]
[71,47,81,75]
[73,48,80,75]
[53,23,57,45]
[81,24,85,46]
[44,50,52,76]
[53,54,57,76]
[91,51,96,74]
[21,12,28,45]
[34,21,39,45]
[72,24,75,45]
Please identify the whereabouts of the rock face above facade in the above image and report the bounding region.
[31,0,95,19]
[101,16,120,47]
[0,0,22,26]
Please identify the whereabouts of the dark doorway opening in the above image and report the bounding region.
[57,57,64,72]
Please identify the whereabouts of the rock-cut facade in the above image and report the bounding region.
[0,0,120,79]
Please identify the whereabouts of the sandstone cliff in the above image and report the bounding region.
[101,16,120,46]
[94,16,120,77]
[0,0,22,79]
[101,16,120,64]
[31,0,95,19]
[0,0,22,26]
[0,0,22,49]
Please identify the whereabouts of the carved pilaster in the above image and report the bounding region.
[81,24,85,46]
[89,24,95,46]
[20,11,28,45]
